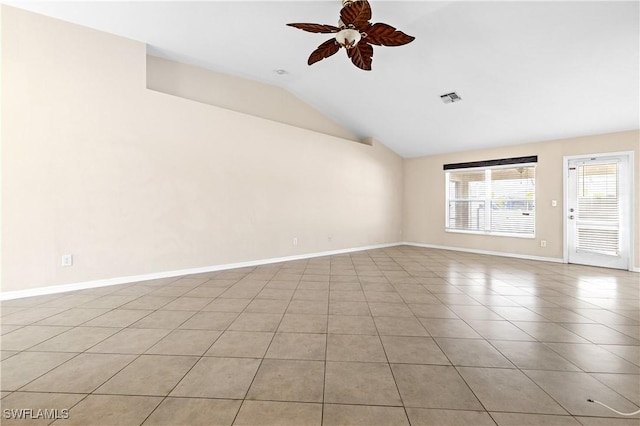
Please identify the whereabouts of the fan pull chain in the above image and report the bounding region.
[587,399,640,416]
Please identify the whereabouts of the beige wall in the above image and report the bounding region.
[404,130,640,268]
[2,6,637,295]
[1,6,403,292]
[146,55,361,143]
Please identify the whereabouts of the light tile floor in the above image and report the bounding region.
[1,246,639,425]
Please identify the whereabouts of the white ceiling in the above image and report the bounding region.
[7,1,639,157]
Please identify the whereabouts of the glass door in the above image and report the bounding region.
[567,155,630,269]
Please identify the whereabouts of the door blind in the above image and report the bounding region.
[576,162,619,256]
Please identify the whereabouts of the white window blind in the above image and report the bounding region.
[445,161,536,237]
[576,162,619,255]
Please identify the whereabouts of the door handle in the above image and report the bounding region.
[569,215,574,220]
[569,208,574,212]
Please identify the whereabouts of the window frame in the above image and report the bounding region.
[445,162,537,239]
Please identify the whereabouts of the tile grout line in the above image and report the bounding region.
[229,262,305,426]
[376,254,419,425]
[135,277,235,425]
[2,246,639,424]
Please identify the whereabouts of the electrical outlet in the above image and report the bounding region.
[551,200,557,207]
[540,240,547,248]
[293,237,298,246]
[61,254,73,267]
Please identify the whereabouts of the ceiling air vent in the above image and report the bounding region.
[440,92,462,103]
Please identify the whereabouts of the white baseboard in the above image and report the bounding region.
[0,242,402,301]
[402,241,566,264]
[4,242,634,301]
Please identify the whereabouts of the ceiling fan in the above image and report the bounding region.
[287,0,415,71]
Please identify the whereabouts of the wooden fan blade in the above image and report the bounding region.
[287,23,340,33]
[347,42,373,71]
[340,0,371,31]
[365,22,415,46]
[308,38,341,65]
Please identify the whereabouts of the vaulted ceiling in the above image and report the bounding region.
[7,1,639,157]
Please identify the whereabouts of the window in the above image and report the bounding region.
[445,158,536,237]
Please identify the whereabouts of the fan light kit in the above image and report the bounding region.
[287,0,415,71]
